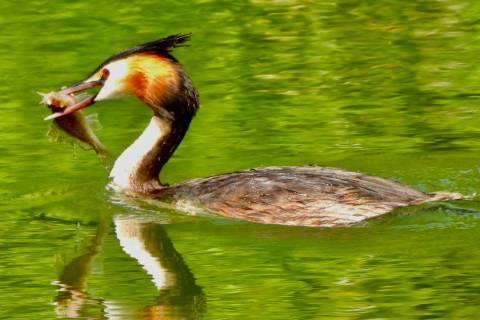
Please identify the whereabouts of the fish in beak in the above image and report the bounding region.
[43,80,104,121]
[40,90,109,158]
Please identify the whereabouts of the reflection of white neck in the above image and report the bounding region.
[114,217,171,289]
[109,117,170,192]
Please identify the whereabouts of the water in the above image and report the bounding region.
[1,0,480,318]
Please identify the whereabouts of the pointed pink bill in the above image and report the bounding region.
[44,95,96,120]
[44,80,104,121]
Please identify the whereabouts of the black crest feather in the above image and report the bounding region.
[90,33,192,76]
[110,33,192,63]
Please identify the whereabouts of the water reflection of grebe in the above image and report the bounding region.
[45,34,463,227]
[54,215,205,319]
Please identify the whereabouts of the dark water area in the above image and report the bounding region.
[1,0,480,318]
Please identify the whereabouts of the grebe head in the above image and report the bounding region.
[45,34,198,122]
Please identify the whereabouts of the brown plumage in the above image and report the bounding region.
[156,166,463,227]
[42,34,464,228]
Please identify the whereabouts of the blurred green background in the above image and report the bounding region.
[1,0,480,319]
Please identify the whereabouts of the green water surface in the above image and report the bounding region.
[1,0,480,319]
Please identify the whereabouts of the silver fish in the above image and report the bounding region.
[39,91,109,158]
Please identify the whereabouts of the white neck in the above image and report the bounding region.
[109,116,171,192]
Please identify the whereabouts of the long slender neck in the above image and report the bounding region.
[109,115,189,193]
[109,59,198,193]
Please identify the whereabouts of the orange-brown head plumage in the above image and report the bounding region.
[85,34,198,121]
[46,34,198,125]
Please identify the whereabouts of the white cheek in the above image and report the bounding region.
[95,60,130,101]
[95,81,127,101]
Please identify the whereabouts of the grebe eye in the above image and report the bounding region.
[101,68,110,80]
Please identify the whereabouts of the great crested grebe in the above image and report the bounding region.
[44,34,463,227]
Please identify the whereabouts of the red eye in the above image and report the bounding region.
[101,68,110,80]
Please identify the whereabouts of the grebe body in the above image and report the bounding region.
[156,166,461,227]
